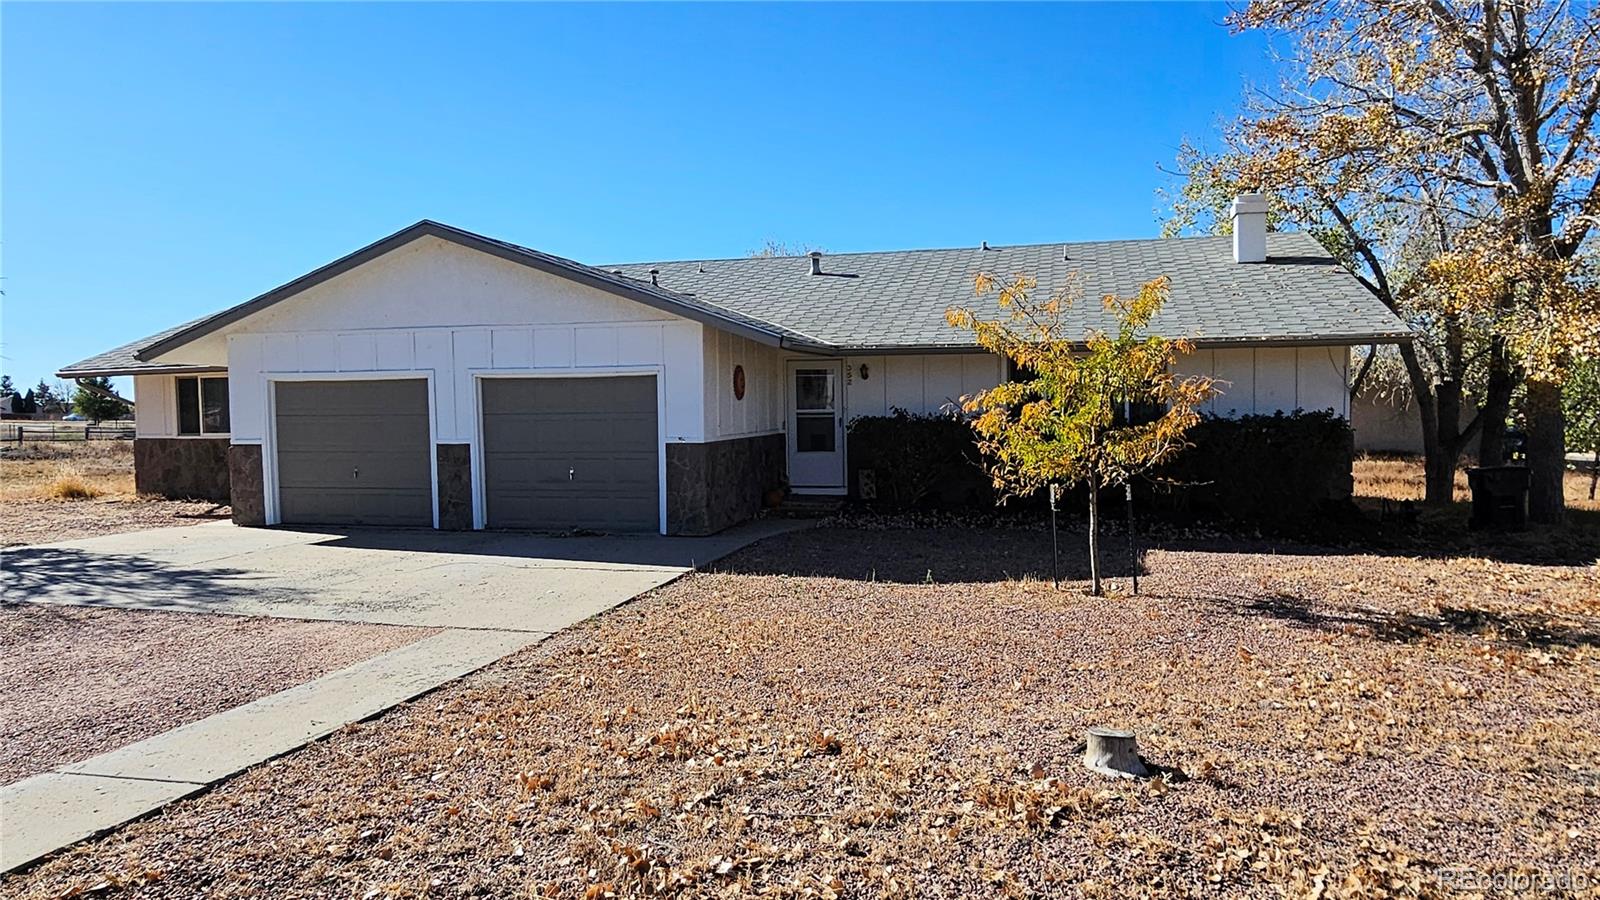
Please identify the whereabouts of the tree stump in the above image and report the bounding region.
[1083,726,1149,778]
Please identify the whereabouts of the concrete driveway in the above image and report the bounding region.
[1,518,804,632]
[1,517,805,872]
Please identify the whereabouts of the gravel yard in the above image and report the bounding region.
[0,498,228,548]
[0,605,435,785]
[5,526,1598,898]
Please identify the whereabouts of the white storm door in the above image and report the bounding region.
[786,360,845,491]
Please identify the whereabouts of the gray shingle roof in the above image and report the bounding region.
[462,227,827,347]
[61,226,1411,376]
[57,316,229,378]
[607,231,1411,351]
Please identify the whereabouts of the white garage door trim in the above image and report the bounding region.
[470,367,667,534]
[262,371,440,528]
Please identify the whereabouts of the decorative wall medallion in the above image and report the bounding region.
[732,364,746,400]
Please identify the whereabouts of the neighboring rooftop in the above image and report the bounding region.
[59,224,1412,377]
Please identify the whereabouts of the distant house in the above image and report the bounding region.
[61,195,1411,534]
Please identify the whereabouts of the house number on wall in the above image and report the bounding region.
[732,364,746,401]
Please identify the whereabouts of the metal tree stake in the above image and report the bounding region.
[1049,483,1061,590]
[1122,398,1139,595]
[1126,482,1139,595]
[1049,483,1062,589]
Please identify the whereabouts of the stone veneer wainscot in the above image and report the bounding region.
[228,444,266,526]
[133,437,231,504]
[665,433,785,535]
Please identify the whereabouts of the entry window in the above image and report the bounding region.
[793,368,836,452]
[795,371,834,411]
[177,376,230,435]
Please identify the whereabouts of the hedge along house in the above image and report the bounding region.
[59,197,1411,535]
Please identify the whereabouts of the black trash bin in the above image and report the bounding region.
[1466,465,1530,530]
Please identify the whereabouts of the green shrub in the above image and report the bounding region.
[846,408,1356,527]
[846,409,993,510]
[1150,410,1355,524]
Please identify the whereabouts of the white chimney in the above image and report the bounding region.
[1231,192,1269,264]
[808,250,823,275]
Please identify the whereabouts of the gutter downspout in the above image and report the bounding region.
[74,377,136,412]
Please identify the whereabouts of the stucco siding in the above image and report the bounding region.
[1350,388,1477,454]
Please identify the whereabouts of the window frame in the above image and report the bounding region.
[174,374,231,436]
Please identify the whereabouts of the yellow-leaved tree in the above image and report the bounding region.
[947,274,1216,595]
[1167,0,1600,523]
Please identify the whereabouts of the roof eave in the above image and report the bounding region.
[133,220,791,362]
[1188,332,1415,349]
[57,364,228,379]
[818,331,1415,356]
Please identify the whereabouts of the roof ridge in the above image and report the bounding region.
[601,232,1263,269]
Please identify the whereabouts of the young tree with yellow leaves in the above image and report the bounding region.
[947,275,1216,595]
[1169,0,1600,524]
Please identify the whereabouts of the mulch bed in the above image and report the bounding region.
[5,526,1597,898]
[0,605,435,785]
[0,499,229,548]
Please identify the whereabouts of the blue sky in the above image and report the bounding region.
[1,2,1276,391]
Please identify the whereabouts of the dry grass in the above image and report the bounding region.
[1354,453,1600,511]
[8,527,1597,899]
[0,443,222,546]
[41,474,104,501]
[0,442,135,502]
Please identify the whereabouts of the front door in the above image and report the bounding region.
[786,360,845,492]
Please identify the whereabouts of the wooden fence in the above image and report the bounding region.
[0,423,136,443]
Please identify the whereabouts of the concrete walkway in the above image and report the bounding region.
[1,629,534,872]
[0,519,807,872]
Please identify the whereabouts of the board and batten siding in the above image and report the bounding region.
[694,341,1004,442]
[168,235,713,447]
[1174,346,1350,418]
[702,329,784,441]
[225,321,704,445]
[840,354,1005,420]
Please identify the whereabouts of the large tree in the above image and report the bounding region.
[1171,0,1600,523]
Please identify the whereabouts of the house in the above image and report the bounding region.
[59,195,1412,535]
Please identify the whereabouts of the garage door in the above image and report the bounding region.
[274,379,432,527]
[481,376,658,532]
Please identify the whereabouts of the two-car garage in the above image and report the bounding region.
[271,376,660,533]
